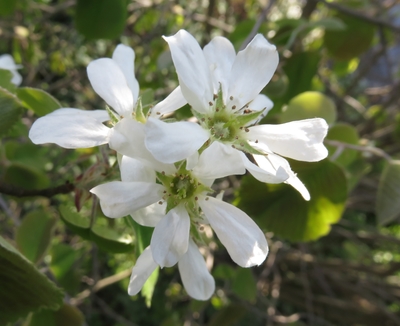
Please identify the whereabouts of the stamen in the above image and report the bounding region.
[230,96,233,100]
[209,101,213,106]
[232,105,236,110]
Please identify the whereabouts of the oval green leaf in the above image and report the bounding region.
[17,87,61,117]
[376,160,400,225]
[280,91,337,125]
[58,204,91,239]
[326,123,360,167]
[236,159,347,242]
[0,236,64,325]
[0,86,23,137]
[90,224,134,253]
[16,210,56,264]
[323,13,375,61]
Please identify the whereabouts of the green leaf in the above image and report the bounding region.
[0,86,23,137]
[326,123,360,167]
[3,162,50,190]
[232,268,257,302]
[0,0,17,16]
[0,236,64,324]
[282,51,320,101]
[0,69,17,92]
[236,159,347,242]
[125,217,153,255]
[16,210,56,264]
[212,263,236,281]
[58,204,91,239]
[17,87,61,116]
[75,0,127,40]
[27,304,85,326]
[376,160,400,225]
[280,91,337,125]
[323,13,375,61]
[91,224,134,253]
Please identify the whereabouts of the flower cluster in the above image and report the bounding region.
[29,30,328,300]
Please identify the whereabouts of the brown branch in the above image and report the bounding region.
[318,0,400,34]
[0,181,74,197]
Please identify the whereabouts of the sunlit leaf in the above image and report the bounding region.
[376,160,400,225]
[0,236,64,324]
[17,87,61,116]
[0,86,23,137]
[58,204,91,239]
[236,160,347,242]
[16,210,56,264]
[75,0,127,40]
[326,123,360,167]
[280,91,337,125]
[91,224,134,253]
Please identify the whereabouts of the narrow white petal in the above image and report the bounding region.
[120,156,156,183]
[29,108,110,148]
[90,181,164,218]
[0,54,21,70]
[112,44,139,102]
[186,150,199,171]
[258,154,310,200]
[87,58,133,117]
[109,118,176,174]
[203,36,236,100]
[163,30,213,114]
[130,202,166,227]
[199,196,269,267]
[241,153,289,183]
[151,205,190,268]
[192,142,245,179]
[128,247,158,295]
[150,86,187,118]
[178,240,215,300]
[246,94,274,125]
[248,118,329,162]
[145,117,209,163]
[227,34,278,110]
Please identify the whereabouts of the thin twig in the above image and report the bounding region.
[324,139,392,161]
[0,181,75,197]
[240,0,277,50]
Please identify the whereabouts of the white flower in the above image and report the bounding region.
[29,44,138,148]
[128,240,215,301]
[0,54,22,86]
[91,149,268,269]
[144,29,329,199]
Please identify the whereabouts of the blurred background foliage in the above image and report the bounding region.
[1,0,400,325]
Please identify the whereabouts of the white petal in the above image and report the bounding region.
[192,142,245,179]
[151,204,190,268]
[227,34,278,110]
[90,181,164,218]
[0,54,21,70]
[87,58,134,117]
[258,154,310,200]
[128,246,158,295]
[186,150,199,170]
[112,44,139,102]
[203,36,236,101]
[145,117,209,163]
[199,196,269,267]
[10,70,22,86]
[120,155,156,183]
[241,153,289,183]
[130,202,165,227]
[163,30,213,114]
[150,86,187,118]
[248,118,329,162]
[178,240,215,300]
[29,108,110,148]
[109,118,175,174]
[246,94,274,125]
